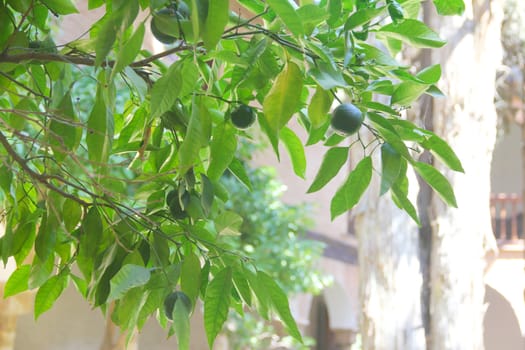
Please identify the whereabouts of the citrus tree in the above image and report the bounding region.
[0,0,465,349]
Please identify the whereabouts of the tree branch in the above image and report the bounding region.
[0,130,91,207]
[0,43,196,69]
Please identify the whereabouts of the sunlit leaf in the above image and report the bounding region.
[257,271,303,342]
[41,0,78,14]
[108,264,151,301]
[432,0,465,15]
[280,127,306,179]
[204,267,232,348]
[202,0,228,50]
[379,19,446,48]
[413,161,457,207]
[380,143,402,195]
[181,252,201,306]
[331,156,373,219]
[266,0,304,36]
[308,86,332,128]
[263,62,303,131]
[35,272,69,319]
[308,147,349,193]
[207,123,237,181]
[112,22,145,77]
[4,264,31,298]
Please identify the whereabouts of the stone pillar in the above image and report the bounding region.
[332,328,357,350]
[0,283,34,350]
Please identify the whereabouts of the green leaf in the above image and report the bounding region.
[179,97,206,172]
[80,206,103,259]
[379,19,446,48]
[71,274,88,298]
[12,214,37,264]
[421,134,464,173]
[86,87,113,164]
[391,183,420,225]
[416,64,441,84]
[326,0,342,26]
[35,214,56,262]
[432,0,465,15]
[112,22,145,77]
[95,17,117,67]
[88,0,104,9]
[366,113,412,161]
[228,158,252,191]
[263,62,303,131]
[391,81,428,106]
[49,91,81,161]
[4,264,31,298]
[150,62,183,119]
[308,86,332,128]
[280,127,306,179]
[62,198,82,233]
[35,272,69,319]
[232,268,252,306]
[330,156,373,220]
[0,5,14,50]
[380,143,402,195]
[204,267,233,348]
[207,123,237,181]
[215,211,243,236]
[190,0,202,40]
[425,85,445,98]
[266,0,304,36]
[201,175,214,216]
[359,43,399,67]
[297,4,329,35]
[344,6,386,31]
[28,255,54,290]
[202,0,228,50]
[244,268,270,319]
[308,147,349,193]
[40,0,78,14]
[173,297,191,350]
[257,271,303,342]
[181,252,201,305]
[308,62,347,90]
[413,161,457,207]
[361,101,399,116]
[108,264,151,301]
[258,112,280,158]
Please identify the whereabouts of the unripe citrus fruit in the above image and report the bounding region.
[163,291,192,320]
[231,104,256,129]
[151,1,194,43]
[166,190,189,220]
[151,16,177,44]
[331,103,364,135]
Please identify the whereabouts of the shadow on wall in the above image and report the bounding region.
[484,284,524,350]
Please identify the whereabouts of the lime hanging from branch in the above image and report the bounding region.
[330,103,364,135]
[231,104,256,129]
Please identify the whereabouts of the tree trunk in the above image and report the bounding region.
[355,149,426,350]
[0,312,17,350]
[99,303,138,350]
[426,1,503,349]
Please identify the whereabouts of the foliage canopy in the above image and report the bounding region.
[0,0,464,348]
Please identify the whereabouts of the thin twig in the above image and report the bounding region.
[0,130,90,206]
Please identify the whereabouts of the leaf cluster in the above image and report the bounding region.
[0,0,464,347]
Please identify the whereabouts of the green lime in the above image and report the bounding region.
[163,291,192,320]
[151,2,194,43]
[166,190,189,220]
[231,104,256,129]
[330,103,364,135]
[150,16,177,44]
